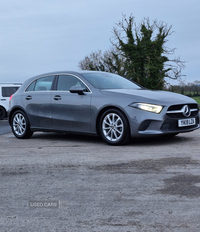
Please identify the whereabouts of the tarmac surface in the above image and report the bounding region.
[0,119,11,135]
[0,120,200,231]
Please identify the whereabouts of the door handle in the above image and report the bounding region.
[26,95,32,100]
[54,95,62,100]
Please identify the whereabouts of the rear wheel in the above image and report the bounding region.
[11,110,33,139]
[0,106,6,120]
[99,109,130,145]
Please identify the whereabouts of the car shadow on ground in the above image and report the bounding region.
[31,132,104,144]
[30,132,194,147]
[130,134,193,146]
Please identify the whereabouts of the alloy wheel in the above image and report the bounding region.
[13,113,27,136]
[102,113,124,142]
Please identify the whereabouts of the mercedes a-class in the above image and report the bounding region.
[8,71,199,145]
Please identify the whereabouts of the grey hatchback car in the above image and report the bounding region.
[8,71,199,145]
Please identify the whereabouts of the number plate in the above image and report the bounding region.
[178,118,196,127]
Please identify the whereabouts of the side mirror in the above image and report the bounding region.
[70,86,85,95]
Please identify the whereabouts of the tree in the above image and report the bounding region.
[111,15,185,90]
[167,80,200,97]
[78,14,185,90]
[193,81,200,95]
[78,49,127,76]
[78,50,105,72]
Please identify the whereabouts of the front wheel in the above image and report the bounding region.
[11,110,33,139]
[99,109,130,145]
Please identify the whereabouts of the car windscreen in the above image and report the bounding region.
[82,72,141,90]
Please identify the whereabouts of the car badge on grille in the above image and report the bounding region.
[182,105,191,117]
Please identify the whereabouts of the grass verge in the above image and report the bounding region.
[192,96,200,105]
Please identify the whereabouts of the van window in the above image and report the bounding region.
[2,87,19,97]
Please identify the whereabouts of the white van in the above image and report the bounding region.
[0,83,22,120]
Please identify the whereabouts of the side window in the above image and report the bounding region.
[26,76,54,92]
[26,81,36,92]
[2,87,19,97]
[57,75,87,91]
[35,76,54,91]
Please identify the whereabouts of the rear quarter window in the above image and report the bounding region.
[26,75,54,91]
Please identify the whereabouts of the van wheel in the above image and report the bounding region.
[0,107,6,120]
[11,110,33,139]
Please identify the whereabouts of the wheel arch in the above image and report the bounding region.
[95,106,130,136]
[9,106,28,125]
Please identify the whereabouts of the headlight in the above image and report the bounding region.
[129,103,163,114]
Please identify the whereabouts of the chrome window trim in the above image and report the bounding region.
[24,74,56,92]
[24,73,92,93]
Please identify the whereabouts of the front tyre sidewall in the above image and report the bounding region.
[99,109,130,145]
[11,110,33,139]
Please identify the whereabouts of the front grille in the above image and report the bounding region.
[167,104,198,111]
[166,111,198,118]
[166,104,199,119]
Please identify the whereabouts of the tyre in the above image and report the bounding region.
[11,110,33,139]
[99,109,130,145]
[0,106,6,120]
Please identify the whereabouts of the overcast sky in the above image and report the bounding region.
[0,0,199,85]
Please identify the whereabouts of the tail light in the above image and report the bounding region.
[9,95,13,101]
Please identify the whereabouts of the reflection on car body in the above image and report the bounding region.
[8,71,199,145]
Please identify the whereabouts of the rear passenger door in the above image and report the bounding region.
[51,74,91,132]
[21,75,55,129]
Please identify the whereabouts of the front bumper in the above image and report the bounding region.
[138,115,199,136]
[126,105,199,138]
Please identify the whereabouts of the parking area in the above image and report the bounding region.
[0,120,200,231]
[0,119,11,135]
